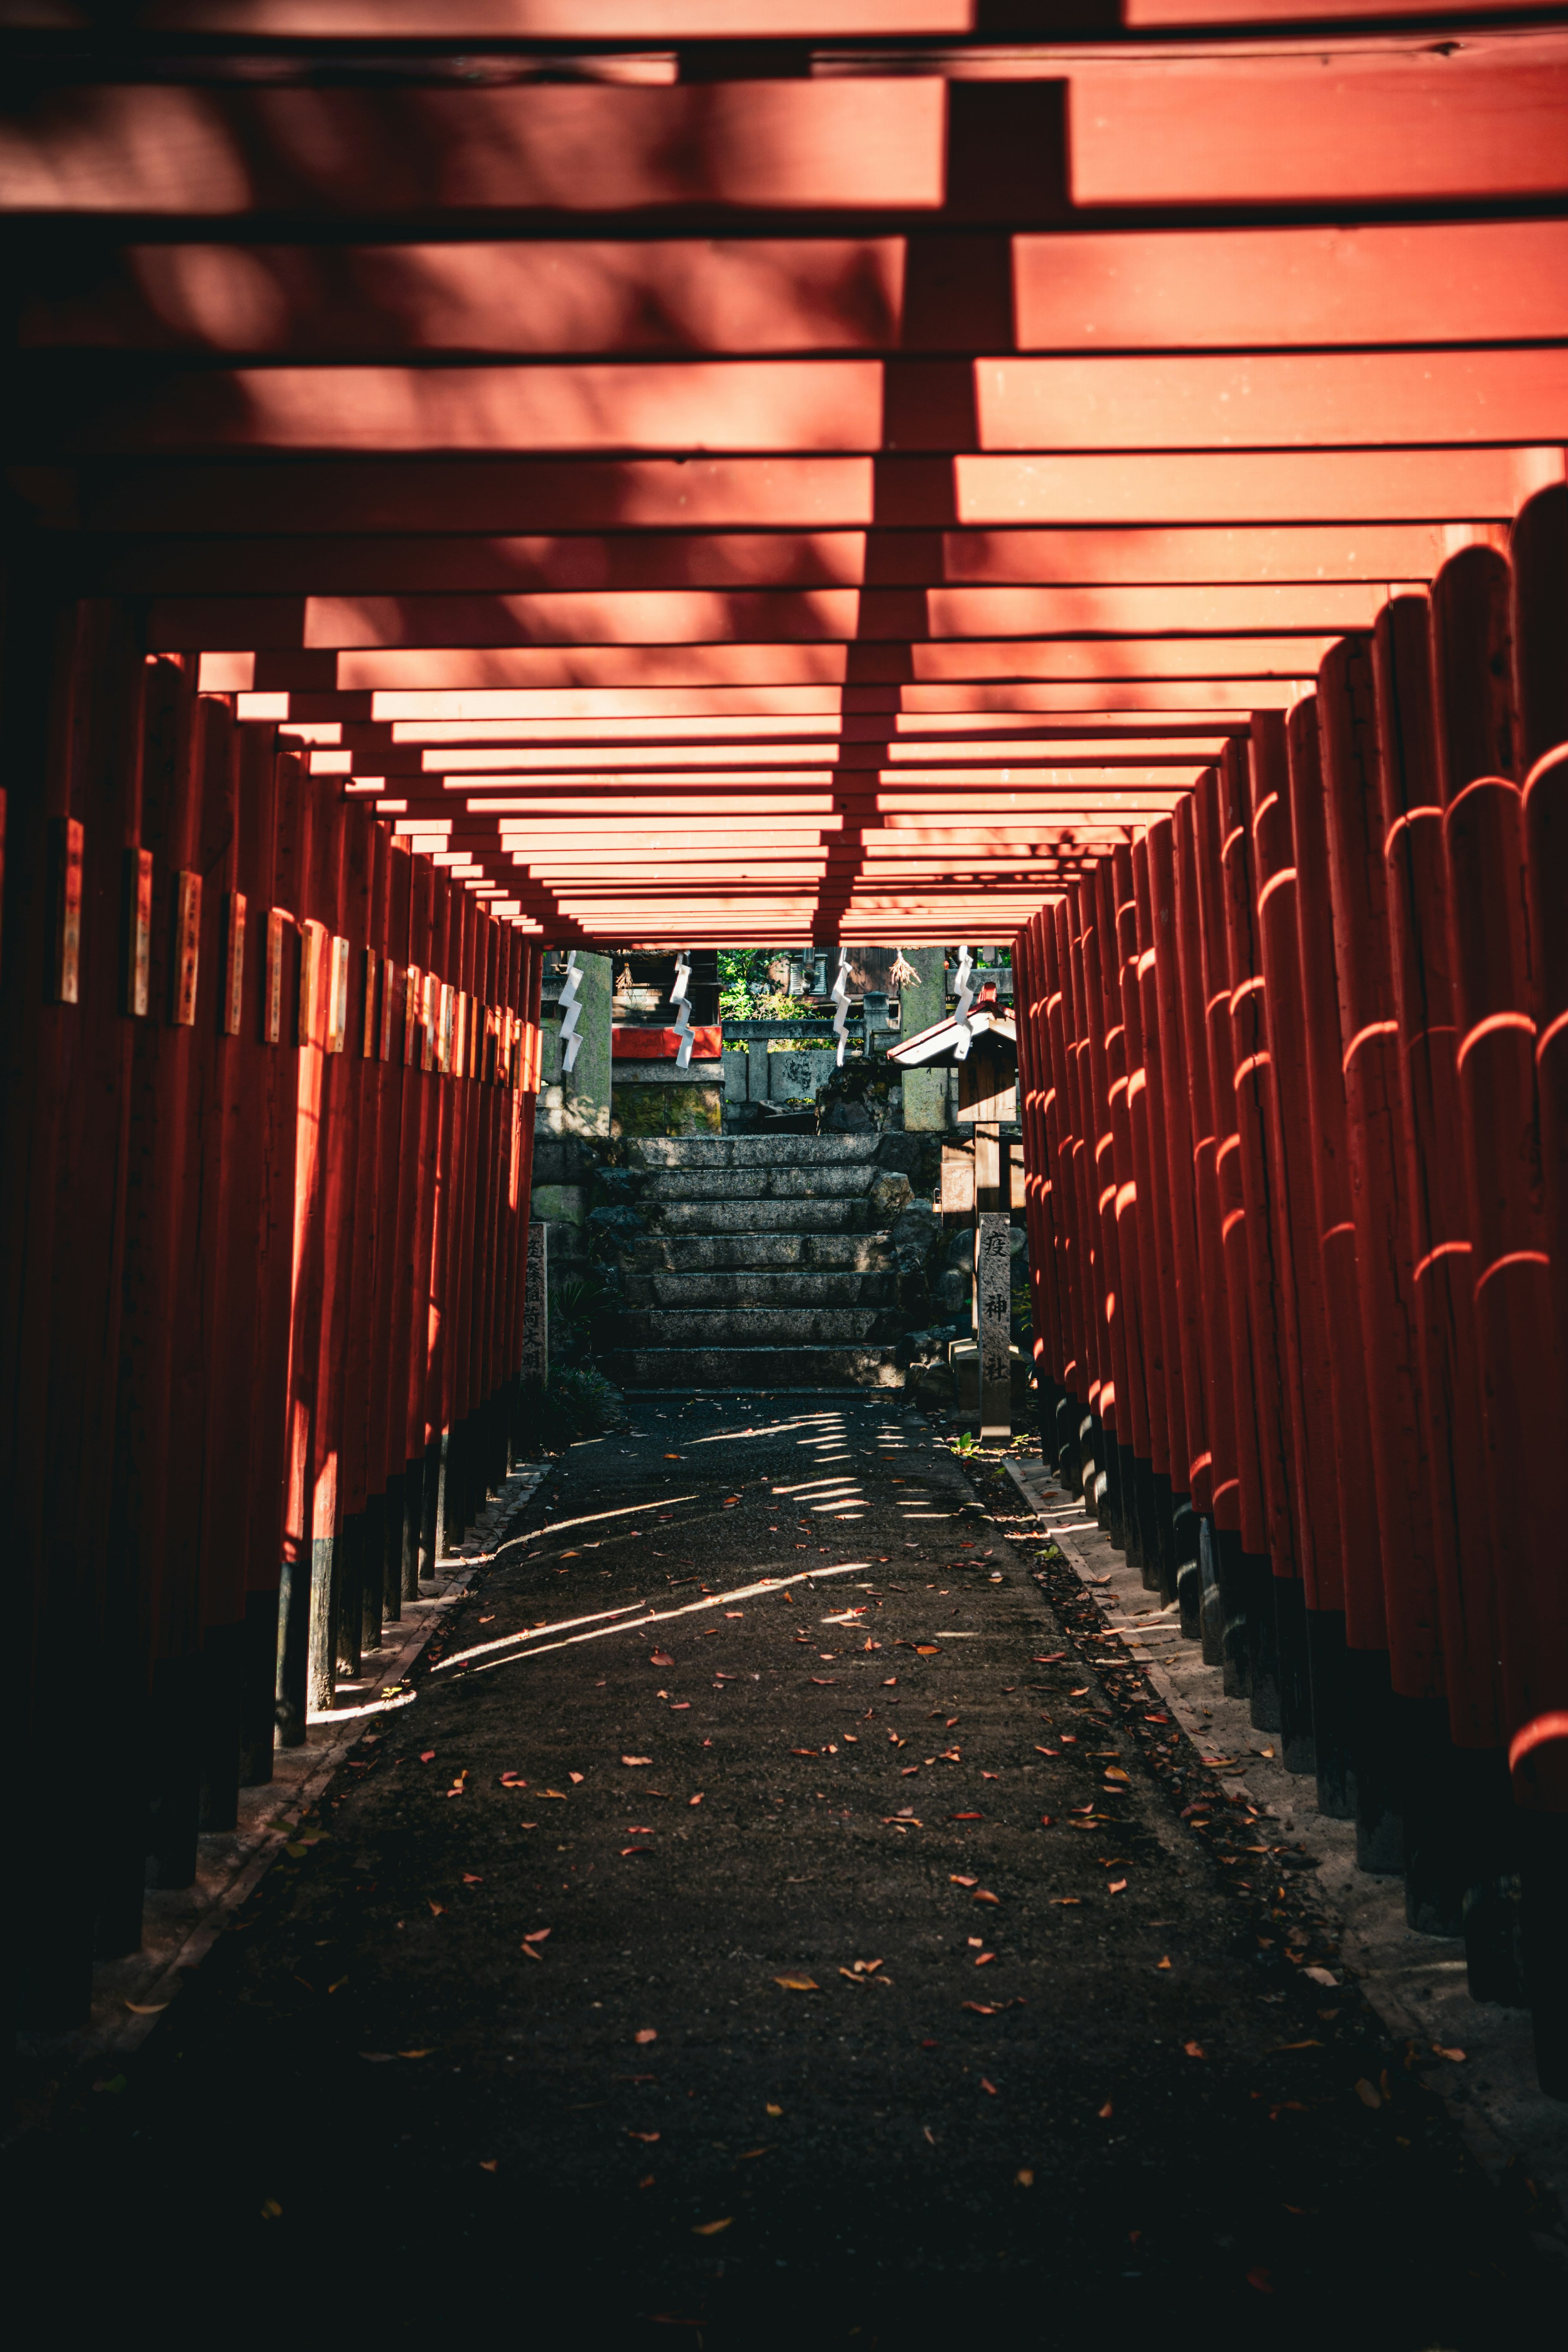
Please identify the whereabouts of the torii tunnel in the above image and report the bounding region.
[4,1,1568,2321]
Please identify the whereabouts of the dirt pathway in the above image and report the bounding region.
[11,1396,1555,2346]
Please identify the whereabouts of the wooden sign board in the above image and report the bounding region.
[125,844,152,1018]
[325,933,350,1055]
[520,1223,548,1385]
[172,867,201,1027]
[265,906,289,1044]
[223,890,246,1037]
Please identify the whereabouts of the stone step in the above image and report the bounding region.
[626,1270,895,1309]
[639,1164,876,1202]
[622,1305,897,1347]
[628,1135,882,1169]
[607,1343,904,1390]
[625,1233,890,1274]
[644,1197,871,1235]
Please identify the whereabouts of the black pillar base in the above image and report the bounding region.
[197,1617,244,1833]
[1197,1515,1225,1667]
[1243,1550,1282,1731]
[1102,1430,1126,1550]
[361,1490,385,1656]
[1213,1526,1252,1700]
[1054,1387,1078,1487]
[1521,1809,1568,2097]
[144,1653,201,1891]
[1460,1749,1527,2007]
[382,1470,405,1626]
[274,1540,310,1750]
[1118,1442,1145,1570]
[419,1432,443,1580]
[1398,1693,1470,1937]
[1273,1575,1316,1775]
[238,1586,279,1786]
[1172,1493,1201,1639]
[1306,1607,1356,1820]
[402,1455,423,1602]
[1147,1469,1177,1605]
[1348,1644,1405,1875]
[334,1510,364,1682]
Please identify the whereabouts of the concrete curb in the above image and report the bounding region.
[1002,1452,1568,2265]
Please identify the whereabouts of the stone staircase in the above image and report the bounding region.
[606,1134,911,1390]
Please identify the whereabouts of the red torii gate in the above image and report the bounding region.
[1,2,1565,2088]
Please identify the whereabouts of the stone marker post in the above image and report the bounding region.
[976,1209,1013,1438]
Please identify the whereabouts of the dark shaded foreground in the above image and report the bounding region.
[10,1397,1557,2348]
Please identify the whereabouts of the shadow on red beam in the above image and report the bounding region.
[71,449,1560,541]
[91,522,1486,599]
[25,224,1568,361]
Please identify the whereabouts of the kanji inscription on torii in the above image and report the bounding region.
[976,1211,1013,1439]
[520,1223,548,1387]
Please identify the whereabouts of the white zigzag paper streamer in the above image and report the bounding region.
[952,943,975,1062]
[670,951,694,1070]
[558,949,582,1074]
[831,946,851,1067]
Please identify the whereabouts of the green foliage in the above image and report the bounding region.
[520,1365,625,1450]
[717,947,812,1025]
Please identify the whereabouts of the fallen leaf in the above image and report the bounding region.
[923,2126,935,2146]
[419,1751,435,1764]
[962,2001,996,2015]
[521,1944,542,1961]
[1270,2040,1323,2052]
[1108,1880,1127,1895]
[689,1793,704,1806]
[766,2103,783,2117]
[975,1953,996,1967]
[691,2218,732,2237]
[950,1874,977,1888]
[123,2000,170,2016]
[1303,1966,1339,1989]
[398,2049,434,2060]
[428,1900,445,1918]
[621,1846,652,1857]
[1098,2100,1114,2120]
[1156,1956,1172,1971]
[915,1645,941,1657]
[622,1757,653,1768]
[1015,2168,1035,2187]
[569,1771,585,1785]
[628,2130,661,2144]
[775,1976,819,1992]
[1034,1654,1065,1664]
[650,1651,675,1668]
[737,2147,773,2161]
[1246,2267,1274,2294]
[523,1928,551,1943]
[1102,1767,1131,1784]
[972,1889,1000,1905]
[635,2028,658,2045]
[462,1873,484,1886]
[479,2158,499,2172]
[1354,2078,1382,2109]
[980,2078,999,2096]
[261,2199,283,2221]
[1431,2044,1467,2063]
[543,1789,569,1801]
[1183,2041,1207,2060]
[664,1453,683,1460]
[499,1772,526,1788]
[1054,1897,1082,1906]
